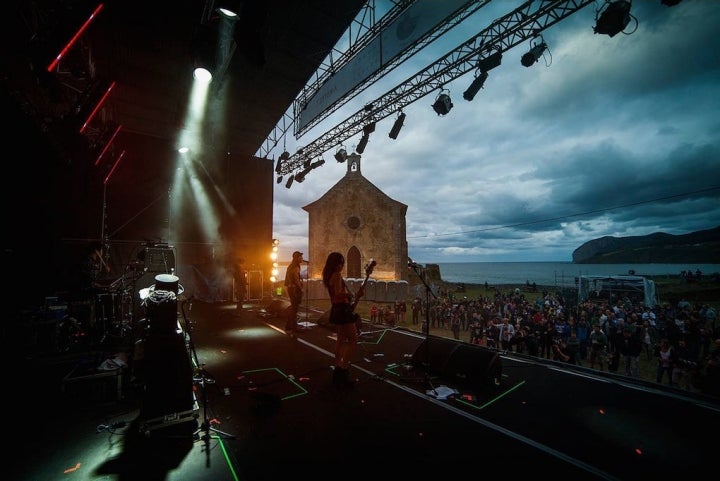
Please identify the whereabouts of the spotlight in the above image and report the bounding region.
[356,134,369,154]
[275,158,283,174]
[477,51,502,72]
[334,146,348,163]
[432,90,453,116]
[388,111,406,140]
[285,174,294,189]
[521,41,547,67]
[303,157,311,169]
[276,175,283,184]
[193,67,213,82]
[216,0,242,17]
[295,166,312,183]
[594,0,631,37]
[279,150,290,161]
[363,122,376,135]
[463,71,488,101]
[310,158,325,169]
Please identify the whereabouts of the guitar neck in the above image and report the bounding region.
[351,275,370,311]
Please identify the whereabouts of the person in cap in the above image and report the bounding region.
[284,251,304,338]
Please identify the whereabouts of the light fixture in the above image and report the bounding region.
[363,122,376,135]
[334,146,348,162]
[275,157,283,173]
[463,71,488,101]
[276,175,283,184]
[388,111,406,140]
[270,239,280,286]
[192,23,219,82]
[216,0,242,18]
[310,158,325,169]
[279,150,290,160]
[432,89,453,116]
[521,39,547,67]
[593,0,632,37]
[477,50,502,72]
[294,165,312,183]
[356,134,369,154]
[285,174,294,189]
[193,67,213,82]
[302,157,311,169]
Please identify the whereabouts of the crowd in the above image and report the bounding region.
[382,285,719,397]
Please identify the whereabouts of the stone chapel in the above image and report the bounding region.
[303,153,409,286]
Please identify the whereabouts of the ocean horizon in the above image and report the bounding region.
[434,262,720,287]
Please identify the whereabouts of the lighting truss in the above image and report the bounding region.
[274,0,595,177]
[258,0,493,158]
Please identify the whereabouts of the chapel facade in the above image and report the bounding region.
[303,154,409,282]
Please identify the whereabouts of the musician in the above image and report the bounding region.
[233,257,248,312]
[283,251,304,337]
[322,252,364,389]
[79,242,109,295]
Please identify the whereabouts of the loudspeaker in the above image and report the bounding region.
[248,270,263,300]
[444,343,502,388]
[411,335,460,373]
[412,336,502,388]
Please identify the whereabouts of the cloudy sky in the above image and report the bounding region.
[269,0,720,264]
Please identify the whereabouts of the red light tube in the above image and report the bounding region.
[94,123,122,166]
[47,3,105,72]
[80,80,116,133]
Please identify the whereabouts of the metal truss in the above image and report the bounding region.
[293,0,493,138]
[275,0,594,178]
[258,0,488,159]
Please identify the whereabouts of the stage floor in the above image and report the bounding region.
[11,299,719,481]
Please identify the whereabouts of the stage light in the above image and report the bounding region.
[193,67,213,82]
[432,90,453,116]
[285,174,294,189]
[477,51,502,72]
[356,134,369,154]
[275,157,283,173]
[363,122,376,135]
[388,111,406,139]
[463,71,488,101]
[310,158,325,169]
[521,40,547,67]
[302,157,311,169]
[594,0,632,37]
[276,175,283,184]
[334,146,348,163]
[270,239,280,285]
[216,0,242,18]
[294,166,312,183]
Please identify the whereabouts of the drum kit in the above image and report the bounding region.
[88,269,185,346]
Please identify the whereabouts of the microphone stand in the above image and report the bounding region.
[408,262,439,393]
[302,261,309,329]
[180,299,235,468]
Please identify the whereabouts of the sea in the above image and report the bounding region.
[435,262,720,288]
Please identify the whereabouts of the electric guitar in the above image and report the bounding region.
[352,259,376,332]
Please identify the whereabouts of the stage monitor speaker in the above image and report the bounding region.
[444,343,502,388]
[411,335,460,374]
[412,336,502,389]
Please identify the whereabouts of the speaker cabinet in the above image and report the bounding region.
[248,270,263,300]
[412,335,502,389]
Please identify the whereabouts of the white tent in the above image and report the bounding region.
[577,275,658,308]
